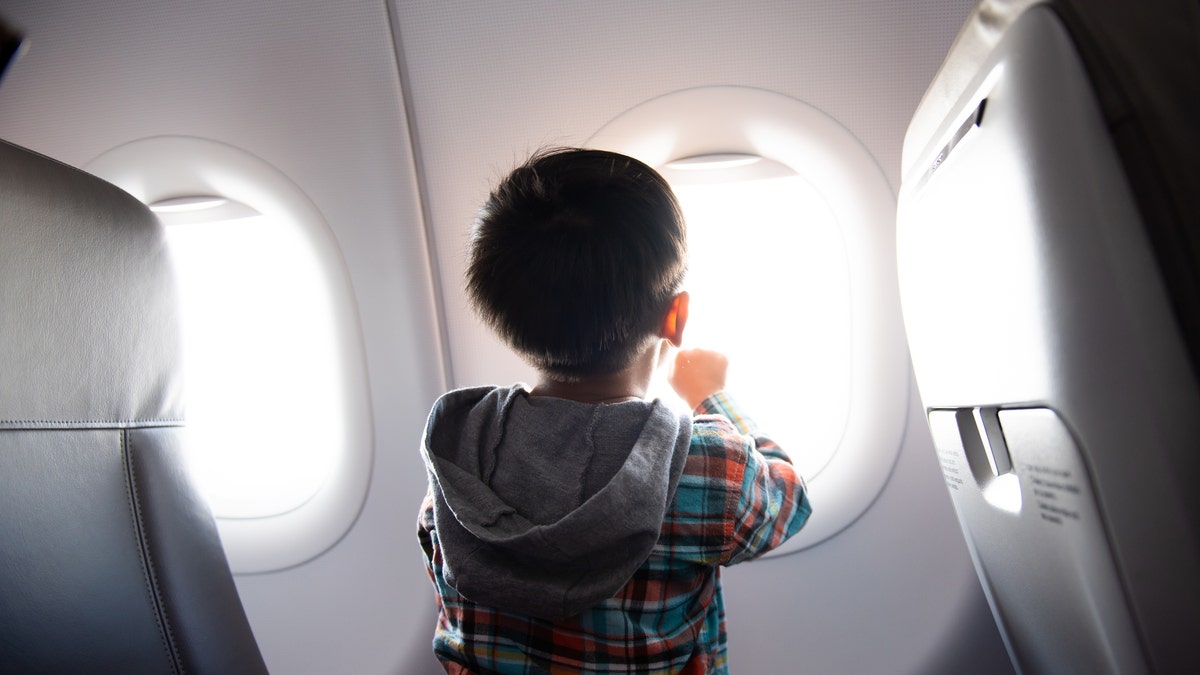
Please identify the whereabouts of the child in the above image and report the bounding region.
[418,148,811,674]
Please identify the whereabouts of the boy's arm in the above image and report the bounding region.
[667,348,811,565]
[696,391,790,463]
[693,393,811,565]
[417,487,439,582]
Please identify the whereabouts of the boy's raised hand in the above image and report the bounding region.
[668,348,729,411]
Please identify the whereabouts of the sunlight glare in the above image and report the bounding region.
[653,173,853,479]
[166,214,344,518]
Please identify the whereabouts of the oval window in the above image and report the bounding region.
[88,137,373,573]
[590,86,909,553]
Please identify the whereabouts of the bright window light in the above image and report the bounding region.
[653,171,853,480]
[165,212,344,519]
[591,86,909,551]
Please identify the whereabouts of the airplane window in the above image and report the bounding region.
[88,136,373,573]
[162,206,343,518]
[653,161,851,480]
[590,86,909,553]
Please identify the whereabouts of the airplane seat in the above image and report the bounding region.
[0,133,269,673]
[897,1,1200,674]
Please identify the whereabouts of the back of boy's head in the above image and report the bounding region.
[467,148,687,380]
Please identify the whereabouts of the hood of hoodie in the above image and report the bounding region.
[421,385,692,620]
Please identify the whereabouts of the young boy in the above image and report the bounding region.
[418,148,811,674]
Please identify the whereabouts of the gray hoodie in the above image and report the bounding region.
[420,385,693,620]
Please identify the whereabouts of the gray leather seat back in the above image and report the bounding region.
[0,139,268,674]
[898,2,1200,674]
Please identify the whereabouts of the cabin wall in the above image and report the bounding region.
[0,1,1015,673]
[393,0,985,387]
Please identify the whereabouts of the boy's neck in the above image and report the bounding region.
[530,341,664,404]
[529,378,645,404]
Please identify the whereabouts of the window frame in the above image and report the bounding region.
[89,136,373,573]
[589,86,910,555]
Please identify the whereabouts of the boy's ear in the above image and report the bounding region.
[661,291,689,347]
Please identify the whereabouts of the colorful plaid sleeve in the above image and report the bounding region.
[416,391,810,673]
[676,391,811,566]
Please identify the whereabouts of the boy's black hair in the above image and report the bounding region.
[467,148,687,380]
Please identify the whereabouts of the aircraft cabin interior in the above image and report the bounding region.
[1,0,1196,673]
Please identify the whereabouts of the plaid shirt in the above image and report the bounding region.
[418,391,811,674]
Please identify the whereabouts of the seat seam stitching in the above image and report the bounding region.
[124,429,184,675]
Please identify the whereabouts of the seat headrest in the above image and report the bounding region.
[902,0,1040,181]
[0,139,184,429]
